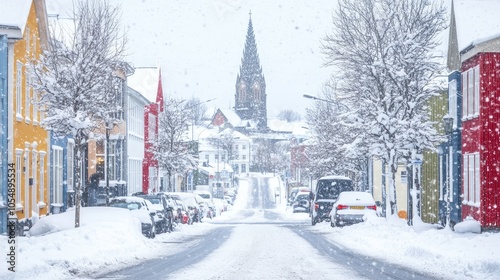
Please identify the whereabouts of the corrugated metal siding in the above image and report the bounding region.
[421,92,447,224]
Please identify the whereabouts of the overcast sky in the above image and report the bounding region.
[106,0,338,119]
[47,0,500,119]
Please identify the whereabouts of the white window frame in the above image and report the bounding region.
[462,155,469,204]
[67,140,74,192]
[473,66,480,117]
[32,91,38,124]
[25,27,30,53]
[32,150,38,214]
[15,149,23,210]
[25,73,31,123]
[448,79,457,129]
[24,144,30,217]
[468,154,474,206]
[52,146,64,205]
[474,153,480,206]
[467,70,474,118]
[462,71,467,119]
[16,61,23,118]
[39,151,46,205]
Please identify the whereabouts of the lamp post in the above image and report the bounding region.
[442,114,454,229]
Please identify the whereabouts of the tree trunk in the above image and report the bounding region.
[74,137,83,228]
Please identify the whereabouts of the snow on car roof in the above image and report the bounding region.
[319,175,351,181]
[337,191,375,205]
[111,196,146,203]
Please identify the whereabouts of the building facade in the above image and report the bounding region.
[125,86,150,195]
[7,0,50,234]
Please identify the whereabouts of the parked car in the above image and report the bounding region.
[108,196,156,238]
[329,191,378,227]
[288,186,310,205]
[292,192,310,213]
[212,198,227,216]
[311,176,354,226]
[133,193,174,233]
[168,192,203,224]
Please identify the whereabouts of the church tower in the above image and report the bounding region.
[235,12,267,131]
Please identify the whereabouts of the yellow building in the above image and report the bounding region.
[8,0,50,233]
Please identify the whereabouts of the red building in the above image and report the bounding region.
[126,67,164,194]
[460,37,500,228]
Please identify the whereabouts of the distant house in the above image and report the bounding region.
[127,67,164,193]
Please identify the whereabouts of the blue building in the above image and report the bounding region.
[439,71,462,227]
[0,35,7,234]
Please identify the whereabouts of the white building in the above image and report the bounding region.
[124,86,150,195]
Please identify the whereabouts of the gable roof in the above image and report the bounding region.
[0,0,34,39]
[446,0,500,69]
[127,67,161,103]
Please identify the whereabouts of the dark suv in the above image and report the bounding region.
[311,176,354,225]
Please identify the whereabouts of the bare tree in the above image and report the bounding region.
[28,0,127,227]
[277,110,301,122]
[185,97,211,125]
[322,0,446,216]
[154,98,197,191]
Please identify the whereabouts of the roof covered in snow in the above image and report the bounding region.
[127,67,161,103]
[0,0,33,38]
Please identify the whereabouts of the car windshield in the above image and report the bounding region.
[145,198,161,204]
[316,180,354,200]
[109,201,141,210]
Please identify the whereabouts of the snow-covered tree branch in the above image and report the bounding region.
[321,0,446,216]
[28,0,127,227]
[154,98,197,191]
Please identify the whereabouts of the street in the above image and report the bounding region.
[95,177,436,280]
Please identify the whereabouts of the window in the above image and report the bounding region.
[241,164,246,173]
[24,145,30,216]
[462,66,480,119]
[32,91,38,124]
[16,61,22,116]
[242,145,246,150]
[26,27,30,53]
[242,155,246,160]
[25,74,31,122]
[205,154,209,160]
[15,149,23,208]
[52,146,63,205]
[235,144,239,150]
[448,79,457,129]
[39,152,46,204]
[32,150,38,214]
[148,113,156,140]
[462,153,480,207]
[67,141,74,192]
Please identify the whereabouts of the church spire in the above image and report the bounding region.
[234,12,267,131]
[239,14,263,84]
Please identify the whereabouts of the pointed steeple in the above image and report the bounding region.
[447,0,460,72]
[240,14,264,84]
[234,12,267,131]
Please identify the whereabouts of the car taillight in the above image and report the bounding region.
[315,203,319,210]
[367,205,377,211]
[337,204,349,210]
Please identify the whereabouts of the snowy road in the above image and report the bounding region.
[92,176,438,280]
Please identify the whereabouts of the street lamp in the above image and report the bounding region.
[442,114,453,229]
[303,94,349,111]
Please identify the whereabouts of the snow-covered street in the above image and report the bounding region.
[1,176,499,280]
